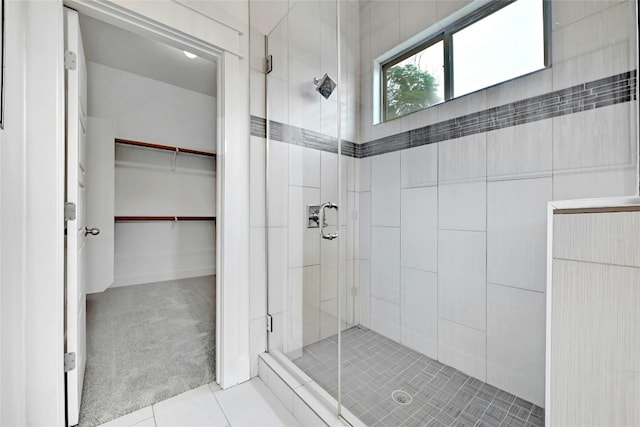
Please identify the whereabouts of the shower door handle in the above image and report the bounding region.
[320,202,338,240]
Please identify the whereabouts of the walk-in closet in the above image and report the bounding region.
[67,10,218,426]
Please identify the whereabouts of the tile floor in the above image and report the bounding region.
[97,378,301,427]
[293,326,545,427]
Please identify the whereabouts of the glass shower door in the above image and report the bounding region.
[265,0,358,416]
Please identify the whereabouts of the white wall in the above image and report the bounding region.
[359,0,638,408]
[88,61,216,151]
[0,0,28,424]
[87,61,217,287]
[0,1,67,424]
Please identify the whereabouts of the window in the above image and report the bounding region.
[382,0,548,121]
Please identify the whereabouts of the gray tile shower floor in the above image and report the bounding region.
[79,276,216,427]
[293,326,544,427]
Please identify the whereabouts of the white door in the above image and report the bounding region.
[65,7,89,426]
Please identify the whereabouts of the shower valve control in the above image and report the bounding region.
[307,205,322,228]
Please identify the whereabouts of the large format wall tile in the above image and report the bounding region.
[289,144,321,188]
[438,134,486,183]
[486,283,545,407]
[371,151,401,226]
[552,165,637,201]
[487,120,552,180]
[371,226,401,304]
[401,144,438,188]
[487,178,551,293]
[267,227,288,315]
[401,268,438,359]
[359,260,371,328]
[438,230,486,330]
[267,140,289,228]
[553,103,634,172]
[288,186,321,268]
[371,297,401,342]
[401,187,438,272]
[438,318,486,381]
[438,181,486,232]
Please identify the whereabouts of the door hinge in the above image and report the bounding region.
[64,202,76,221]
[266,314,273,333]
[265,55,273,74]
[64,352,76,372]
[64,50,77,70]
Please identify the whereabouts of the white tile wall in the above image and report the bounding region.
[401,187,438,272]
[553,166,638,201]
[485,68,553,109]
[487,178,552,293]
[553,103,634,172]
[354,0,638,411]
[286,267,304,354]
[359,192,371,260]
[250,317,267,377]
[552,41,632,92]
[401,268,438,359]
[288,145,320,189]
[438,230,486,330]
[486,283,545,407]
[359,260,371,328]
[371,151,401,226]
[288,186,320,268]
[291,265,322,348]
[400,144,438,188]
[359,157,371,192]
[438,318,486,381]
[486,120,552,180]
[438,134,486,183]
[398,0,438,42]
[438,181,486,232]
[267,140,289,227]
[551,0,636,64]
[371,296,401,342]
[250,137,266,227]
[250,227,266,319]
[268,227,288,315]
[371,226,401,304]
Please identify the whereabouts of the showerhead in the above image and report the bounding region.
[314,73,337,99]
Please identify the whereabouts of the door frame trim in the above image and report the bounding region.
[61,0,249,408]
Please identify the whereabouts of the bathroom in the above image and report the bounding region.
[0,0,637,425]
[250,0,637,426]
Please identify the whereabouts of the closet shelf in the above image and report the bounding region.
[115,216,216,222]
[115,138,216,157]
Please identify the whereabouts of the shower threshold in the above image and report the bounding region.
[291,326,544,427]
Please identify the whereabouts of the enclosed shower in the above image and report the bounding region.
[262,1,544,426]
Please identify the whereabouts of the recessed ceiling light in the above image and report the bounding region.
[183,51,198,59]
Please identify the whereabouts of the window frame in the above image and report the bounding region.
[381,0,551,122]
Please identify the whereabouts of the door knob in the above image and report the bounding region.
[84,227,100,236]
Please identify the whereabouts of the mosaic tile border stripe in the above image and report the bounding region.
[251,69,637,159]
[250,115,358,156]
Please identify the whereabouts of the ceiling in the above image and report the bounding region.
[79,15,217,97]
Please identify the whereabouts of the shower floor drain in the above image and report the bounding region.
[391,390,413,405]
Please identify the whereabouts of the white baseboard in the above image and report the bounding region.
[111,266,216,288]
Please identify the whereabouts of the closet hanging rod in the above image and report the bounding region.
[115,138,216,157]
[115,216,216,222]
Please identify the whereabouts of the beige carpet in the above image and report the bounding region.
[79,276,216,427]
